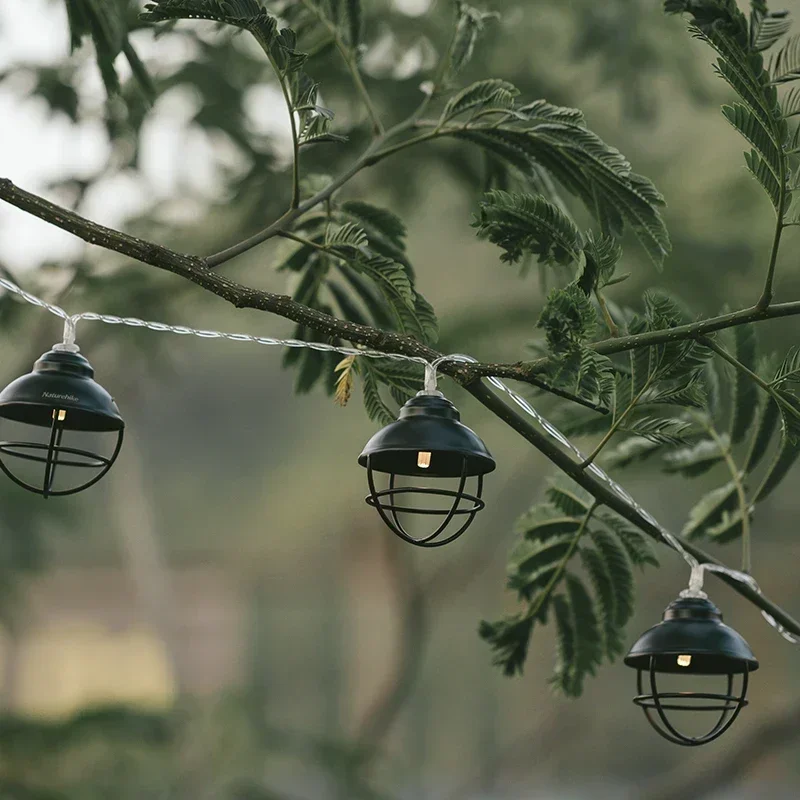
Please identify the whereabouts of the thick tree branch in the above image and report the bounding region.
[0,177,600,411]
[464,380,800,639]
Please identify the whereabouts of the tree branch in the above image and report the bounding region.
[0,177,602,411]
[463,380,800,639]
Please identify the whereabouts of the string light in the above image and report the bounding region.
[0,277,796,644]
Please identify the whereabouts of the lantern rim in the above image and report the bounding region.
[358,394,495,478]
[0,350,123,432]
[624,596,758,675]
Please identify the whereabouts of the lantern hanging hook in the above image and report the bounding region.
[420,360,444,397]
[52,314,81,353]
[680,561,708,600]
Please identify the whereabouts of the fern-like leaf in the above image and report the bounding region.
[682,481,739,539]
[441,79,518,123]
[474,190,584,266]
[551,576,603,697]
[729,325,760,443]
[663,437,727,476]
[479,615,534,677]
[754,390,800,500]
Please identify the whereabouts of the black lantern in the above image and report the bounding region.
[0,348,124,498]
[358,391,495,547]
[624,595,758,746]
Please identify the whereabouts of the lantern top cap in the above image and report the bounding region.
[0,349,123,432]
[358,394,495,478]
[624,596,758,675]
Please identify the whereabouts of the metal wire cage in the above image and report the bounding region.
[358,393,496,548]
[0,349,124,498]
[624,596,759,746]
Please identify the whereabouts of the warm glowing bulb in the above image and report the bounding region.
[52,409,67,421]
[677,654,692,668]
[417,451,432,469]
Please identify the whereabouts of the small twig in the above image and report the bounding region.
[580,380,652,468]
[595,288,619,337]
[298,0,384,135]
[695,412,751,573]
[756,142,787,310]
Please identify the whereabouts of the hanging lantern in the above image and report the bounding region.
[0,348,124,498]
[624,595,758,746]
[358,384,495,548]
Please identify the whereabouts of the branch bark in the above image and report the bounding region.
[0,177,603,406]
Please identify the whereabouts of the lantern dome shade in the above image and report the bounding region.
[0,350,123,433]
[358,394,495,478]
[624,597,758,675]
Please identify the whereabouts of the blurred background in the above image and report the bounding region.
[1,0,800,798]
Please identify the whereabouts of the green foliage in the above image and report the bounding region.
[482,497,651,695]
[729,325,759,443]
[474,190,583,266]
[66,0,153,100]
[538,284,597,353]
[443,1,498,85]
[665,0,791,211]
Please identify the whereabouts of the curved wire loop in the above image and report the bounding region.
[365,455,484,548]
[0,418,124,498]
[633,656,749,746]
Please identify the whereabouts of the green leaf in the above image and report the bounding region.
[441,79,518,123]
[538,284,597,354]
[474,190,584,266]
[751,9,792,52]
[514,99,585,126]
[580,232,623,291]
[707,509,749,543]
[754,390,800,501]
[772,346,800,385]
[545,479,592,517]
[622,416,693,445]
[781,86,800,117]
[744,397,780,471]
[551,576,603,697]
[663,437,727,476]
[413,293,439,345]
[513,504,582,540]
[326,222,369,250]
[343,0,363,50]
[340,201,410,269]
[603,436,666,470]
[729,325,759,443]
[359,362,396,426]
[479,615,534,677]
[141,0,279,51]
[770,33,800,82]
[598,512,659,569]
[722,103,782,180]
[68,0,153,100]
[641,374,706,408]
[744,149,783,208]
[445,1,498,83]
[580,546,624,659]
[507,534,572,601]
[682,481,740,539]
[588,528,634,630]
[454,126,670,267]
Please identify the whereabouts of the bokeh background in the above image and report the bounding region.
[1,1,800,798]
